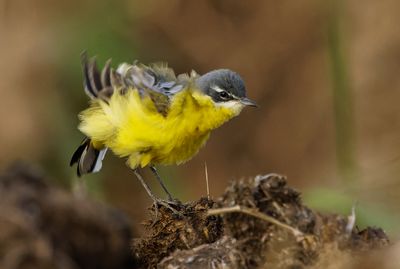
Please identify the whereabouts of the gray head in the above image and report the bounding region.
[196,69,257,107]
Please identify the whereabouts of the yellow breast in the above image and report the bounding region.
[78,87,240,168]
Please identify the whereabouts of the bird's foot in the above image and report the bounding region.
[151,198,183,222]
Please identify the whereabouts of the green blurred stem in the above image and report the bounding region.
[327,0,357,184]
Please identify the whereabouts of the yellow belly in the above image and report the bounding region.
[128,130,211,168]
[78,88,239,168]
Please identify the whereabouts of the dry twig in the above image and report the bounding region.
[207,205,304,238]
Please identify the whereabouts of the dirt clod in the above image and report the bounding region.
[158,236,244,269]
[132,197,223,268]
[134,173,390,268]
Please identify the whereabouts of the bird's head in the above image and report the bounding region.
[196,69,257,115]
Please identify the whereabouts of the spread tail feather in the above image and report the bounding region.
[70,138,107,177]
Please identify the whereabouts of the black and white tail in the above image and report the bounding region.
[70,52,115,176]
[70,138,107,177]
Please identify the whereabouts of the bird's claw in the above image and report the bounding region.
[151,198,184,222]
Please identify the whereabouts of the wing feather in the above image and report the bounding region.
[101,59,112,87]
[117,62,189,115]
[81,52,96,99]
[80,52,192,115]
[81,52,122,101]
[88,58,102,93]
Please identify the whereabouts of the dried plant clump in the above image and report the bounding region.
[132,197,223,268]
[136,174,389,268]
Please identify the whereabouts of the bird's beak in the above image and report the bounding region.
[240,97,258,107]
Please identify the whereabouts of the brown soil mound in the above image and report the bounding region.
[0,164,390,269]
[134,174,389,268]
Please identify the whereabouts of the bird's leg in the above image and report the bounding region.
[149,166,174,201]
[133,169,158,202]
[132,169,181,217]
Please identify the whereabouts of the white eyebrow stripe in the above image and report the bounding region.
[210,85,225,93]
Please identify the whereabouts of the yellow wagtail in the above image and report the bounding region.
[70,53,256,210]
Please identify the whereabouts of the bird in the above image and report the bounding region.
[70,53,256,212]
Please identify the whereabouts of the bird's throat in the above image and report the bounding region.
[169,90,239,133]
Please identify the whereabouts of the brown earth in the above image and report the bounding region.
[0,164,391,269]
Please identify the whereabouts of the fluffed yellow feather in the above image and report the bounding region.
[78,87,242,169]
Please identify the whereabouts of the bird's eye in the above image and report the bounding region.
[219,91,229,99]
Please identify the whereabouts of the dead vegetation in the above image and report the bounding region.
[135,174,389,268]
[0,164,391,269]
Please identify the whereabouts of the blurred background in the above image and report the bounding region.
[1,0,400,236]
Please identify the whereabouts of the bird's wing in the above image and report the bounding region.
[117,62,187,116]
[81,52,124,101]
[81,53,192,115]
